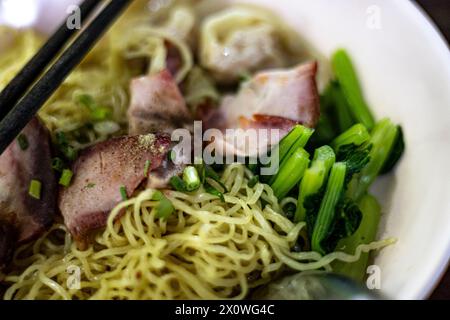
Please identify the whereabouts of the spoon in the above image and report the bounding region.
[252,271,384,300]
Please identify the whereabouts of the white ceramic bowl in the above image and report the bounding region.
[1,0,449,299]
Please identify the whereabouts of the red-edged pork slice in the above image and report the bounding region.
[127,70,192,135]
[217,61,320,130]
[0,117,56,243]
[204,62,320,158]
[59,134,171,243]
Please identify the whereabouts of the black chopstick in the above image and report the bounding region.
[0,0,101,120]
[0,0,132,155]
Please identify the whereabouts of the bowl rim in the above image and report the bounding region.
[403,0,450,300]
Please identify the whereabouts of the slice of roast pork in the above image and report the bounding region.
[58,134,172,243]
[0,117,57,270]
[205,62,320,157]
[127,70,193,135]
[127,69,192,188]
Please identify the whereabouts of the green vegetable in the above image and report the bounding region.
[51,157,65,172]
[336,144,372,185]
[143,160,151,177]
[380,125,405,174]
[195,163,228,192]
[170,176,187,192]
[55,132,78,161]
[331,81,355,132]
[333,194,382,282]
[156,196,175,219]
[29,179,42,200]
[331,124,370,152]
[270,148,310,199]
[264,125,313,183]
[309,85,340,148]
[332,50,375,130]
[183,166,201,192]
[311,163,347,255]
[59,169,74,187]
[295,146,335,223]
[248,176,259,188]
[17,134,29,150]
[152,190,163,201]
[119,186,128,201]
[204,183,225,202]
[348,119,398,201]
[77,94,111,121]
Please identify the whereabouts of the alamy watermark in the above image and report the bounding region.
[170,121,281,176]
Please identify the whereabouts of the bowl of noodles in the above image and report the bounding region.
[0,0,450,300]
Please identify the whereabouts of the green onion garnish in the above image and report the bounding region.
[204,183,225,202]
[29,180,42,200]
[86,183,96,189]
[90,107,111,121]
[183,166,201,192]
[17,134,29,150]
[59,169,74,187]
[144,160,151,177]
[156,196,175,219]
[56,132,68,145]
[168,150,176,162]
[170,176,187,192]
[52,157,65,172]
[119,186,128,201]
[152,190,163,201]
[248,176,259,188]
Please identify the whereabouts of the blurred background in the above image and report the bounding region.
[417,0,450,41]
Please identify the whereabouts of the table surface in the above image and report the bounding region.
[415,0,450,300]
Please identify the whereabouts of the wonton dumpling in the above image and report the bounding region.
[200,7,291,83]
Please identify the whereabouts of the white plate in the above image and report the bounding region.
[1,0,450,300]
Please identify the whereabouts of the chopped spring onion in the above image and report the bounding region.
[156,196,175,219]
[59,169,74,187]
[248,176,259,188]
[168,150,176,162]
[119,186,128,201]
[29,180,42,200]
[183,166,201,192]
[204,183,225,202]
[77,94,111,122]
[152,190,163,201]
[144,160,152,177]
[170,176,187,192]
[52,157,65,172]
[17,134,29,150]
[55,132,77,161]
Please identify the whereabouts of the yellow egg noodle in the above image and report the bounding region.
[2,164,394,300]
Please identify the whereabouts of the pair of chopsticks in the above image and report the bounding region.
[0,0,133,155]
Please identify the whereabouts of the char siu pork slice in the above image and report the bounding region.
[0,117,57,270]
[127,69,193,135]
[205,62,320,157]
[58,134,172,243]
